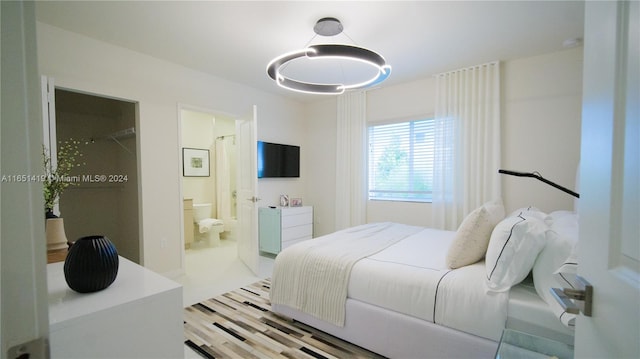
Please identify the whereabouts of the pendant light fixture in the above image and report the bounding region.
[267,17,392,95]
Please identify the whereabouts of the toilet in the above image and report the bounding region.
[222,217,237,240]
[193,203,224,247]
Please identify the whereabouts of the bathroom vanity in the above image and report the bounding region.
[259,206,313,254]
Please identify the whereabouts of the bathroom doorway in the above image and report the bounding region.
[54,89,141,263]
[177,106,272,304]
[180,108,238,253]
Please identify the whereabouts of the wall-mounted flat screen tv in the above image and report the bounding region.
[257,141,300,178]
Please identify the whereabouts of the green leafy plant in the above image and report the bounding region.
[43,139,85,213]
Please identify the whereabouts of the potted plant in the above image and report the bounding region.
[43,138,85,218]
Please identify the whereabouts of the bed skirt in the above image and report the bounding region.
[273,299,498,359]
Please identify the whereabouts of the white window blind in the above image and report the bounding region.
[368,119,434,202]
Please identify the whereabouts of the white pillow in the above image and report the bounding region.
[533,211,578,302]
[554,240,579,289]
[509,206,544,218]
[485,211,548,292]
[446,199,505,269]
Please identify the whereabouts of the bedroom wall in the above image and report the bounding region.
[304,97,338,237]
[501,48,583,214]
[36,22,306,275]
[307,47,583,236]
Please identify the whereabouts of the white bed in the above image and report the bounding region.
[271,208,578,358]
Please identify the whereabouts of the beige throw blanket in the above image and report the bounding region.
[270,222,423,327]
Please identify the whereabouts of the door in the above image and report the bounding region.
[236,105,260,274]
[1,1,50,357]
[575,1,639,357]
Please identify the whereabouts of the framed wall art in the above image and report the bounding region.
[182,148,210,177]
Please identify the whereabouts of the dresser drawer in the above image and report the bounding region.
[282,211,313,228]
[282,224,313,242]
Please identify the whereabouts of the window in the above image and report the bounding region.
[368,119,434,202]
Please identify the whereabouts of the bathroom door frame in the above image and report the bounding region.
[177,104,246,274]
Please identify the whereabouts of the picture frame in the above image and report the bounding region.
[290,198,302,207]
[182,148,210,177]
[280,194,289,207]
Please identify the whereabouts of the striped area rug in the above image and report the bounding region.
[184,279,386,359]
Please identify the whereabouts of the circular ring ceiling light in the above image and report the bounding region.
[267,18,392,95]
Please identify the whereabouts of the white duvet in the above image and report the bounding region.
[271,222,422,327]
[271,222,509,341]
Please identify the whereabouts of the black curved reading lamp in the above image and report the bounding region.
[498,169,580,198]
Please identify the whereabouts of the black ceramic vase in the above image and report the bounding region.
[64,235,119,293]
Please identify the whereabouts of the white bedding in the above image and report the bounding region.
[272,222,509,341]
[271,222,422,326]
[349,226,508,341]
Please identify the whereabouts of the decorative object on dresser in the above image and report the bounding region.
[42,139,85,261]
[45,218,68,252]
[42,139,85,217]
[279,194,289,207]
[259,206,313,254]
[64,235,119,293]
[290,198,302,207]
[46,217,70,263]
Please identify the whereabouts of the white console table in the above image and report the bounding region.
[47,257,183,358]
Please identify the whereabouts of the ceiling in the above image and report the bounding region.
[35,1,585,103]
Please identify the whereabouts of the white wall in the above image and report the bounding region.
[37,22,306,275]
[307,47,583,234]
[501,48,583,214]
[304,97,338,237]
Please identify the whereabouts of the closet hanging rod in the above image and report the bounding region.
[109,127,135,140]
[90,127,135,142]
[88,127,135,155]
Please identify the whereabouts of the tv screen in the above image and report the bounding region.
[257,141,300,178]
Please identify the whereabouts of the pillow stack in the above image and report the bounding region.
[533,211,579,327]
[445,201,580,327]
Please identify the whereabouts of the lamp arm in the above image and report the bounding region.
[498,169,580,198]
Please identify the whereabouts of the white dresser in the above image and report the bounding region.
[259,206,313,254]
[47,257,183,358]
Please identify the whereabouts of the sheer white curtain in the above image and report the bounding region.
[432,62,501,230]
[335,91,367,230]
[215,138,231,221]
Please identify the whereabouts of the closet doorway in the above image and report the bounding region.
[54,89,141,263]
